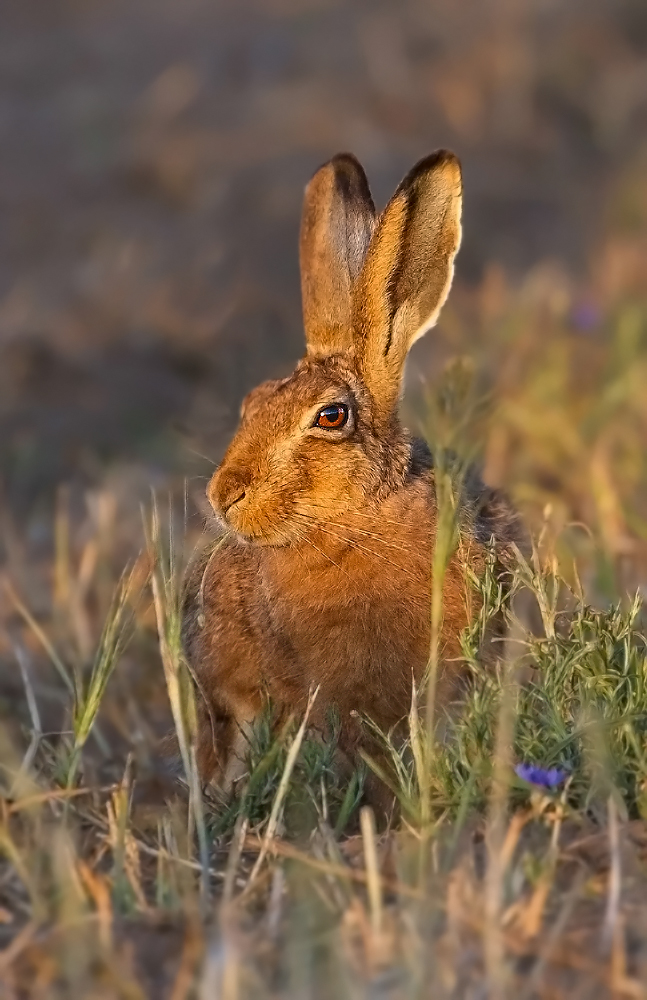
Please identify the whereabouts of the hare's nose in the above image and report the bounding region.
[210,471,248,515]
[223,486,246,513]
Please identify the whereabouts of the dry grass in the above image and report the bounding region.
[2,253,647,997]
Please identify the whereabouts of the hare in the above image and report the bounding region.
[182,150,520,793]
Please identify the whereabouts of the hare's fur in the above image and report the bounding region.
[182,151,521,787]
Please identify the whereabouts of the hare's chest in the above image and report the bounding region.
[261,532,434,720]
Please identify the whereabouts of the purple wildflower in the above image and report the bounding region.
[515,763,566,789]
[570,300,601,332]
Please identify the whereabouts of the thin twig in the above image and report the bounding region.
[360,807,382,935]
[222,816,248,908]
[6,784,119,815]
[602,794,621,952]
[243,833,424,900]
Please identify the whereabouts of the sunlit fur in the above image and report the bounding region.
[182,150,521,794]
[209,356,405,547]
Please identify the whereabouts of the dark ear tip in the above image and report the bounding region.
[306,152,374,205]
[329,152,365,173]
[312,151,364,176]
[399,149,462,195]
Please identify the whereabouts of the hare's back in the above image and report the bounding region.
[409,436,521,553]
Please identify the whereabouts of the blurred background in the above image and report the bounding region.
[2,0,647,589]
[3,4,647,991]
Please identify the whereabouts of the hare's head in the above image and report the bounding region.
[208,151,462,545]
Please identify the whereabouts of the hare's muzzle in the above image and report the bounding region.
[208,469,248,521]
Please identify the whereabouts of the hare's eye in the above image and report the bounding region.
[314,403,349,430]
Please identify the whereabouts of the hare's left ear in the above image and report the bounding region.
[353,150,462,423]
[300,154,376,357]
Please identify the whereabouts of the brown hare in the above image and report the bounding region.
[182,150,520,793]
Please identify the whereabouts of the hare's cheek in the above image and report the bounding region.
[231,482,299,545]
[301,468,361,515]
[312,446,371,491]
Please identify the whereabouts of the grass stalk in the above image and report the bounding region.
[483,598,526,998]
[66,563,143,789]
[4,579,74,695]
[145,500,196,782]
[247,685,320,885]
[360,806,382,935]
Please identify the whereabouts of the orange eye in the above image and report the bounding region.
[314,403,349,429]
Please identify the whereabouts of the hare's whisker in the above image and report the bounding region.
[270,532,311,574]
[296,499,413,530]
[184,446,218,467]
[294,508,419,560]
[296,503,419,555]
[294,519,430,628]
[293,514,425,588]
[289,521,351,578]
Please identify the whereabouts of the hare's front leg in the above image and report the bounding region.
[188,624,269,789]
[194,694,238,787]
[183,543,275,787]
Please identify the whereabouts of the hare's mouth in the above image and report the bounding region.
[220,505,298,548]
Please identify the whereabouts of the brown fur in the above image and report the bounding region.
[182,150,521,791]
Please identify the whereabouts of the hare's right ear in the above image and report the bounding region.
[353,151,462,425]
[299,154,376,356]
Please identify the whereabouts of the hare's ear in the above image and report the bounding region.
[353,150,462,422]
[300,153,376,357]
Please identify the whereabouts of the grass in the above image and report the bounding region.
[3,272,647,997]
